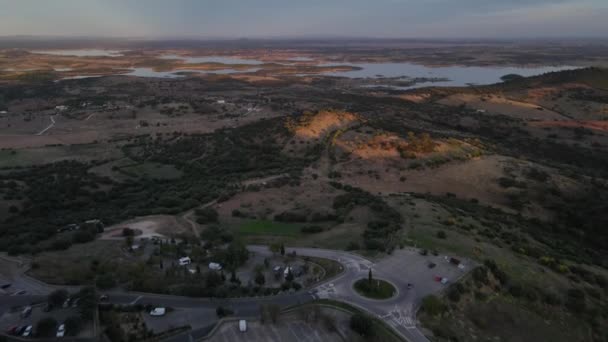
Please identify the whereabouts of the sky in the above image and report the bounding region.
[0,0,607,39]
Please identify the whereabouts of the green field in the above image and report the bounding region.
[237,219,302,236]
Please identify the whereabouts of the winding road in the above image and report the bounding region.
[35,115,56,136]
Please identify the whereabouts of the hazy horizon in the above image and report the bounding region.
[1,0,607,39]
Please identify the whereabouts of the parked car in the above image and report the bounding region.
[21,306,32,318]
[99,294,109,302]
[6,326,18,335]
[0,283,11,289]
[407,283,414,290]
[149,307,166,316]
[22,325,32,337]
[56,324,65,337]
[239,319,247,332]
[13,289,27,295]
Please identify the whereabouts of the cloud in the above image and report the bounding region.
[0,0,606,38]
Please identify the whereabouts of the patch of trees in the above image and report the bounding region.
[195,207,219,224]
[331,184,403,251]
[0,117,315,255]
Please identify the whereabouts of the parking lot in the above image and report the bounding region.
[0,304,94,338]
[208,312,349,342]
[143,307,217,333]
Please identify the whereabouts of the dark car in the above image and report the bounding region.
[0,283,11,289]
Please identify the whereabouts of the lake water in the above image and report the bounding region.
[31,49,125,57]
[125,67,260,78]
[322,62,578,88]
[160,54,264,65]
[287,56,314,62]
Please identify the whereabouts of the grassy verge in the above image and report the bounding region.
[305,256,344,280]
[290,299,404,342]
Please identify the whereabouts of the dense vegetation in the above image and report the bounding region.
[0,117,311,254]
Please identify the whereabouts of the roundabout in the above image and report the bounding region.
[353,277,397,300]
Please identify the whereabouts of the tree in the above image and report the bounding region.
[195,207,219,224]
[64,316,82,336]
[285,268,294,282]
[255,271,266,286]
[126,235,134,250]
[76,287,97,320]
[96,274,116,289]
[221,240,249,269]
[350,313,373,337]
[268,304,281,324]
[269,243,280,255]
[216,306,233,318]
[48,289,69,307]
[421,295,445,316]
[35,317,58,337]
[230,269,240,284]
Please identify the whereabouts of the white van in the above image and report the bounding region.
[239,320,247,332]
[178,257,191,266]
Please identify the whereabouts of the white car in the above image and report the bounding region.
[239,319,247,332]
[149,307,166,316]
[22,325,32,337]
[56,324,65,337]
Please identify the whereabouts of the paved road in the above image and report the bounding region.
[2,246,471,342]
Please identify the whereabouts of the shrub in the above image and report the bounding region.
[301,226,323,234]
[35,317,58,337]
[48,289,69,307]
[345,241,360,251]
[64,316,82,336]
[421,295,445,316]
[216,306,234,318]
[350,313,374,337]
[195,207,219,224]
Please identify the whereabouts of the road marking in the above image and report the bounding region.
[130,295,142,305]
